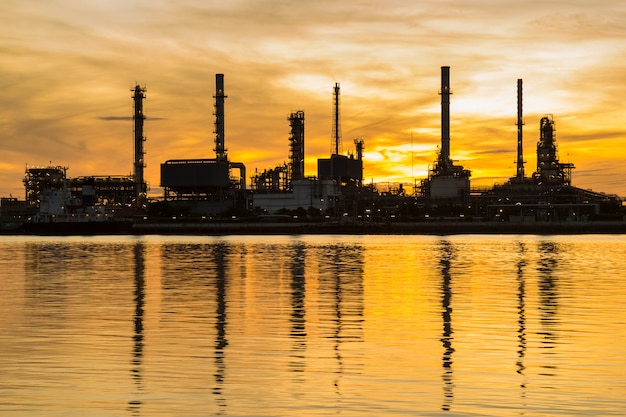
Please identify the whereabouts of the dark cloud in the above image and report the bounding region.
[98,116,167,121]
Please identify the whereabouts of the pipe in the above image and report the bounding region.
[229,162,246,190]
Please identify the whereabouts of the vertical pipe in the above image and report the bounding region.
[440,66,451,162]
[132,85,146,207]
[214,74,227,160]
[516,79,525,180]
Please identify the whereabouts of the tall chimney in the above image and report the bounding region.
[132,85,146,208]
[516,79,525,180]
[440,66,451,162]
[214,74,227,160]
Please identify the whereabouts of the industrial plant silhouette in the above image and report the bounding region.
[2,67,623,234]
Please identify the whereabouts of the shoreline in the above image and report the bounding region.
[131,220,626,235]
[5,220,626,236]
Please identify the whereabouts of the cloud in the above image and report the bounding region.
[0,0,625,196]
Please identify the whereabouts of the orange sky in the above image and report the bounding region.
[1,0,625,198]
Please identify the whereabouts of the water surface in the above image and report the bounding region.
[1,234,625,416]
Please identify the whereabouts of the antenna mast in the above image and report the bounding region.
[331,82,342,155]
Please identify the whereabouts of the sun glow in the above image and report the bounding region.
[1,1,625,197]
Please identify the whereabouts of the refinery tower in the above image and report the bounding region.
[420,66,471,201]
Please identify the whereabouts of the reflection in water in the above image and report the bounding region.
[439,240,455,412]
[516,242,527,402]
[289,243,307,378]
[318,244,364,399]
[3,236,626,416]
[24,243,70,309]
[212,243,229,413]
[128,242,146,416]
[537,241,560,378]
[157,242,231,414]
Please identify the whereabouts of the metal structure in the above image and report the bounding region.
[480,98,620,221]
[160,74,246,214]
[331,83,342,155]
[251,165,290,193]
[24,165,66,206]
[214,73,227,161]
[354,138,364,187]
[420,66,471,201]
[288,110,305,183]
[533,115,575,186]
[132,85,147,208]
[24,165,136,209]
[317,83,363,187]
[11,67,623,224]
[23,85,148,213]
[251,110,305,193]
[69,176,135,206]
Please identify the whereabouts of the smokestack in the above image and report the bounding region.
[440,66,451,162]
[214,74,227,160]
[132,85,146,208]
[516,79,525,180]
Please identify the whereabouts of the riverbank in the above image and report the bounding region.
[131,220,626,235]
[4,219,626,236]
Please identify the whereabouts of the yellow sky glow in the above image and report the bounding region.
[1,0,625,197]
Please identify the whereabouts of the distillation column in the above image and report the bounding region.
[288,110,305,182]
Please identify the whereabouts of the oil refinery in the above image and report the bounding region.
[1,67,623,234]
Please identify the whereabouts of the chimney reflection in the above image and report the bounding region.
[212,243,229,412]
[438,240,455,412]
[319,244,364,397]
[128,241,145,416]
[289,243,307,378]
[516,242,527,400]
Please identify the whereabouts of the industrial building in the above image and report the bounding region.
[250,104,342,215]
[251,82,368,216]
[250,109,341,215]
[251,110,305,193]
[419,66,471,201]
[3,66,623,230]
[19,84,149,221]
[477,79,620,221]
[159,74,247,215]
[20,166,139,222]
[317,83,364,188]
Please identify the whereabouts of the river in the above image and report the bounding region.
[1,234,625,416]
